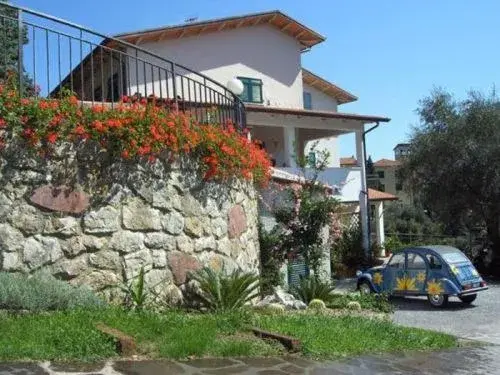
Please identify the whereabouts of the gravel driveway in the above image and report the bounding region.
[392,281,500,344]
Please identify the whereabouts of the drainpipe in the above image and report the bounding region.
[362,122,380,252]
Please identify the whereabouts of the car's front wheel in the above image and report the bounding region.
[459,294,477,304]
[358,280,372,295]
[428,294,448,307]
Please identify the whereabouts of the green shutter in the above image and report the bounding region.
[288,256,309,288]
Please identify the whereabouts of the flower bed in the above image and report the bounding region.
[0,80,270,186]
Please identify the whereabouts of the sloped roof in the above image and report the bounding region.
[114,10,325,51]
[246,105,390,123]
[302,68,357,104]
[374,158,401,167]
[340,156,358,166]
[368,188,398,201]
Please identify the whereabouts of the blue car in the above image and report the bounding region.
[356,245,488,307]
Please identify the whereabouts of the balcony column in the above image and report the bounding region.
[374,201,386,256]
[355,129,370,255]
[283,126,297,168]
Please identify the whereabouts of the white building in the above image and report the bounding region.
[66,10,391,252]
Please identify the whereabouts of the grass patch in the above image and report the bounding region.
[0,308,282,361]
[0,308,456,362]
[256,314,456,360]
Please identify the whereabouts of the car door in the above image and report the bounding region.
[383,252,406,294]
[405,251,427,295]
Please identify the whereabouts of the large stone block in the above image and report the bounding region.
[176,235,194,253]
[167,252,201,285]
[30,185,90,214]
[151,249,167,268]
[204,198,222,218]
[181,194,204,217]
[2,252,22,271]
[228,205,247,239]
[89,251,121,270]
[161,211,184,235]
[60,237,87,258]
[82,235,107,250]
[124,249,153,280]
[211,217,228,239]
[216,237,231,257]
[184,217,204,238]
[44,217,81,237]
[10,204,46,235]
[144,233,176,250]
[0,224,24,252]
[110,231,144,253]
[23,236,62,270]
[84,206,120,234]
[145,268,172,290]
[152,185,182,211]
[194,236,216,253]
[122,198,162,231]
[72,270,120,291]
[52,255,88,280]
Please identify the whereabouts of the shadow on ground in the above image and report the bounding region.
[391,296,478,312]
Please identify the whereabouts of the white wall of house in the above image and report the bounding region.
[301,83,340,167]
[303,83,338,112]
[279,167,362,203]
[127,24,304,108]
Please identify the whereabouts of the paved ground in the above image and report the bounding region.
[393,281,500,344]
[2,347,500,375]
[2,283,500,374]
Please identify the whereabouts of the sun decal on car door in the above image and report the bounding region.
[395,276,418,291]
[373,272,383,286]
[426,279,444,295]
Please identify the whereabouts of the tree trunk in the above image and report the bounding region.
[487,215,500,278]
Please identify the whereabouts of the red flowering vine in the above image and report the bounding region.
[0,82,271,186]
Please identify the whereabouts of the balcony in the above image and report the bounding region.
[0,3,246,129]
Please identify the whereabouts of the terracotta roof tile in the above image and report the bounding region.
[368,188,398,201]
[373,158,401,167]
[114,10,325,51]
[302,68,357,104]
[340,156,358,166]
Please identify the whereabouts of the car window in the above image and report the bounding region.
[388,253,405,268]
[426,254,442,269]
[441,252,468,264]
[407,253,426,270]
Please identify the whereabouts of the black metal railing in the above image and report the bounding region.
[0,2,246,129]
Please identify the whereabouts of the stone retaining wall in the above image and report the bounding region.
[0,142,259,302]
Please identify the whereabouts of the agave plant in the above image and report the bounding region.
[121,267,149,311]
[290,276,335,305]
[190,267,260,312]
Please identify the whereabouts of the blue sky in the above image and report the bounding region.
[13,0,500,161]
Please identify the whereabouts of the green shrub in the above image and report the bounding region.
[0,272,104,312]
[308,299,326,310]
[332,223,370,271]
[326,293,393,313]
[290,277,335,305]
[258,223,284,296]
[346,301,361,311]
[257,303,286,315]
[190,267,260,312]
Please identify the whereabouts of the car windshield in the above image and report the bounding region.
[440,251,469,264]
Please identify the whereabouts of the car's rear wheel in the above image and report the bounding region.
[459,294,477,304]
[427,294,448,308]
[358,280,372,294]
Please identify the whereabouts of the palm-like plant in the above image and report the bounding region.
[290,276,335,305]
[190,267,260,312]
[121,267,148,311]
